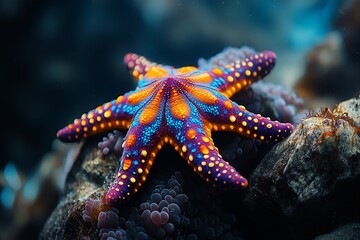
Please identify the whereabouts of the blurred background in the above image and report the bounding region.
[1,0,359,239]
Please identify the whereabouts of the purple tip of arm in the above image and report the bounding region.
[56,126,81,143]
[260,50,277,69]
[263,50,276,59]
[56,128,68,142]
[123,53,136,66]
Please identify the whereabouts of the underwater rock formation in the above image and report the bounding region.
[40,96,360,240]
[244,96,360,239]
[39,139,118,240]
[333,97,360,126]
[41,46,359,240]
[40,140,242,240]
[313,223,360,240]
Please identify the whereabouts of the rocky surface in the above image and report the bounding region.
[40,137,243,240]
[243,96,360,239]
[41,96,359,240]
[40,139,119,240]
[333,97,360,126]
[314,223,360,240]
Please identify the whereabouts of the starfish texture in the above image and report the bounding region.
[57,50,294,206]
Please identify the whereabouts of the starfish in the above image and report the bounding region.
[57,50,294,206]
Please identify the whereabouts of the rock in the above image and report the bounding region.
[313,223,360,240]
[294,32,346,102]
[40,139,119,240]
[40,135,243,240]
[243,97,360,239]
[333,96,360,127]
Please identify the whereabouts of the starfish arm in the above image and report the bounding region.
[124,53,158,82]
[206,50,276,98]
[208,99,294,143]
[209,101,294,143]
[124,53,175,83]
[182,84,294,143]
[57,78,165,143]
[106,92,165,206]
[57,95,135,142]
[165,92,248,188]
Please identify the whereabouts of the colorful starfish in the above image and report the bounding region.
[57,50,294,206]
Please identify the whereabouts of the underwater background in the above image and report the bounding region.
[1,0,360,239]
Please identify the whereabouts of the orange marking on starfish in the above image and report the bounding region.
[224,101,233,109]
[139,92,162,124]
[116,96,124,104]
[188,72,212,83]
[123,159,132,170]
[212,68,223,75]
[187,86,217,104]
[199,145,209,155]
[126,134,136,147]
[177,66,198,74]
[202,136,210,142]
[127,83,159,105]
[169,90,190,119]
[186,129,196,139]
[145,66,168,79]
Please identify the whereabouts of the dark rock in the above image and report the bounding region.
[313,223,360,240]
[40,139,118,240]
[243,97,360,239]
[333,97,360,127]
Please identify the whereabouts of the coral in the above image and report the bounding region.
[97,207,122,229]
[218,134,260,166]
[89,172,242,239]
[98,130,125,157]
[82,198,104,222]
[124,172,190,239]
[187,201,239,239]
[98,228,127,240]
[198,46,256,69]
[251,82,305,124]
[85,201,127,239]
